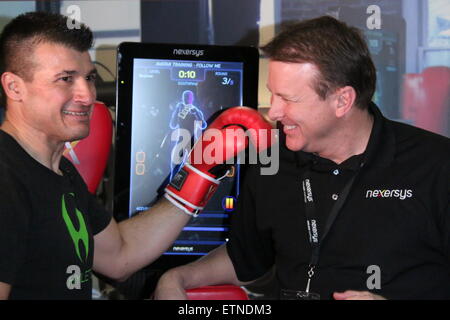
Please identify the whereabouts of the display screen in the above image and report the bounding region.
[130,58,243,255]
[113,42,258,264]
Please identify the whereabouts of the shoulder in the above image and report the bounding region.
[0,147,26,188]
[388,120,450,163]
[0,155,31,219]
[0,132,22,169]
[243,141,299,191]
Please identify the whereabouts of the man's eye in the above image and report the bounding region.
[60,76,73,82]
[283,97,299,103]
[86,74,97,82]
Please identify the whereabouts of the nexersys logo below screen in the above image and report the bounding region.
[366,189,413,200]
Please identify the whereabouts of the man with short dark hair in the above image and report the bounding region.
[155,16,450,300]
[0,11,193,300]
[0,11,272,300]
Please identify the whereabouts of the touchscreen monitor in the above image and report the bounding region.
[113,42,258,267]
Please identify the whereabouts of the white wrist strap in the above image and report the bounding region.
[164,192,201,217]
[185,163,220,185]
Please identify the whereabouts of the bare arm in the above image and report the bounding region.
[154,244,251,300]
[333,290,386,300]
[0,282,11,300]
[93,198,190,281]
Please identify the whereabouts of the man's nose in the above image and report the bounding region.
[267,95,284,122]
[73,78,96,106]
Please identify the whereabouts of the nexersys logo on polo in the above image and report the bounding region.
[365,188,413,200]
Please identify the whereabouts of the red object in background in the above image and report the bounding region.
[63,102,113,194]
[186,285,249,300]
[402,66,450,136]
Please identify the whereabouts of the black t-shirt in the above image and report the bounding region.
[0,130,112,299]
[227,103,450,299]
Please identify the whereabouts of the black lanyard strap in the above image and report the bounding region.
[301,165,362,267]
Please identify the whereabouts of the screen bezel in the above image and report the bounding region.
[112,42,259,269]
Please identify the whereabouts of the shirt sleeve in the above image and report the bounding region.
[0,168,30,285]
[61,157,112,236]
[88,193,112,235]
[226,165,275,282]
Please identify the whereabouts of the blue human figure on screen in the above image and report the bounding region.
[169,90,207,181]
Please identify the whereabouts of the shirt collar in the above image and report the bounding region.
[362,102,395,168]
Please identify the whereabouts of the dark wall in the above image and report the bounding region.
[141,0,260,46]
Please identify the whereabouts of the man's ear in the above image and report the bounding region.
[1,72,24,102]
[334,86,357,118]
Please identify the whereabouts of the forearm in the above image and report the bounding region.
[116,198,190,279]
[0,282,11,300]
[155,244,250,299]
[180,245,248,288]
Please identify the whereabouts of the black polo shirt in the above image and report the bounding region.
[227,103,450,300]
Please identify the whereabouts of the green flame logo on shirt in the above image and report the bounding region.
[61,193,89,263]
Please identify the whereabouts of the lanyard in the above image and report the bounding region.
[301,163,363,293]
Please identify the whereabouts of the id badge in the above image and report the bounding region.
[280,289,320,300]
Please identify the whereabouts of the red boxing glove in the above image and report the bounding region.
[164,106,274,216]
